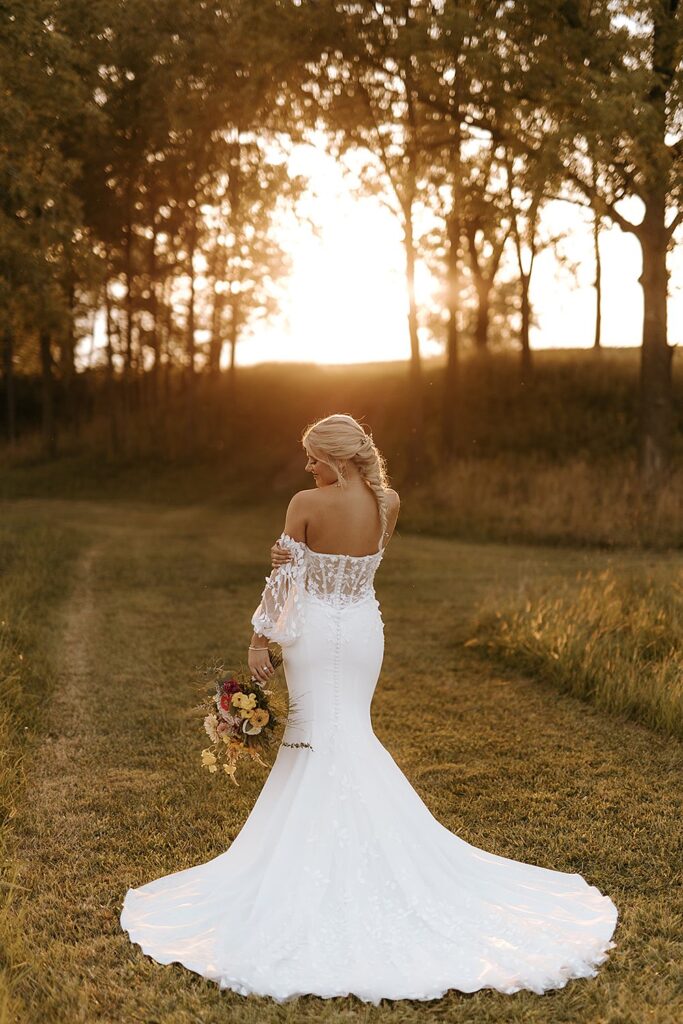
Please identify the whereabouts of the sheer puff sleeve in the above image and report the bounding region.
[250,531,307,647]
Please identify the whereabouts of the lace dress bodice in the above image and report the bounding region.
[251,531,384,645]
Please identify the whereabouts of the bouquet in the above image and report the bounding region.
[193,648,311,785]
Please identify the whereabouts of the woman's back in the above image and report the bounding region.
[304,483,399,556]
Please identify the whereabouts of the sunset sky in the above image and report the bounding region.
[237,138,683,367]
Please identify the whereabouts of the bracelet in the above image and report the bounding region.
[249,644,269,651]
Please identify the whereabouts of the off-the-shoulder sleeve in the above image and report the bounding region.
[250,532,306,646]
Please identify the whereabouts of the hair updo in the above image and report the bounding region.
[301,414,392,545]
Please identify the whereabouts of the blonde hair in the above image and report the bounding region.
[301,414,392,546]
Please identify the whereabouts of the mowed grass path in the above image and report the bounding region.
[7,499,682,1024]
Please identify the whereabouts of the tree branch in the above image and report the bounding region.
[666,208,683,240]
[563,169,641,237]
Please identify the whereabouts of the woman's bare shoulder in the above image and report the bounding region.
[282,488,318,541]
[386,487,400,508]
[288,487,317,506]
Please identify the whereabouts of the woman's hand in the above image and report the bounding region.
[248,642,274,683]
[270,541,293,568]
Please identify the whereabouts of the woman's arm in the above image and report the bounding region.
[248,493,311,680]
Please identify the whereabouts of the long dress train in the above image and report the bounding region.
[120,531,618,1003]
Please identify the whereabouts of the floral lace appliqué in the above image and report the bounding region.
[251,532,383,646]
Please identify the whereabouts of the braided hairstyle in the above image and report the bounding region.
[301,414,392,546]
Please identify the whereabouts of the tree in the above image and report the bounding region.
[0,0,92,453]
[204,133,297,386]
[305,0,454,470]
[503,145,565,382]
[402,0,522,452]
[507,0,682,489]
[461,145,511,355]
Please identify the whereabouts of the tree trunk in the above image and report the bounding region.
[638,192,672,490]
[592,208,602,350]
[208,237,228,375]
[161,275,173,408]
[229,305,238,371]
[2,326,16,445]
[442,207,462,457]
[148,209,160,400]
[61,276,79,435]
[104,278,119,455]
[186,208,197,377]
[39,327,57,457]
[209,290,225,375]
[185,203,198,450]
[404,213,424,472]
[520,273,533,383]
[124,200,134,374]
[226,290,240,406]
[122,197,135,436]
[636,5,675,491]
[474,279,491,353]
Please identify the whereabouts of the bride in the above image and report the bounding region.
[120,413,618,1003]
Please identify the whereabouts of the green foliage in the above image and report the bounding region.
[0,0,93,328]
[2,0,680,484]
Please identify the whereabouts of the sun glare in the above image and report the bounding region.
[90,141,682,373]
[237,143,441,366]
[239,141,682,366]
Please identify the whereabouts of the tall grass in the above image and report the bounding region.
[1,349,681,548]
[473,566,683,740]
[8,347,683,465]
[409,455,683,548]
[0,517,84,1024]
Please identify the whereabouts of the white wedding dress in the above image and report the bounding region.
[120,530,618,1003]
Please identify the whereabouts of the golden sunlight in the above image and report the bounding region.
[237,142,440,367]
[238,142,682,366]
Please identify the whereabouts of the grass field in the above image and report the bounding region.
[0,514,86,1024]
[2,495,681,1023]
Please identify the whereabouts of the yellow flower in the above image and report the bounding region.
[232,691,257,710]
[201,748,217,772]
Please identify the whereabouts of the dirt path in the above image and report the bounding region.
[9,500,682,1024]
[39,543,99,800]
